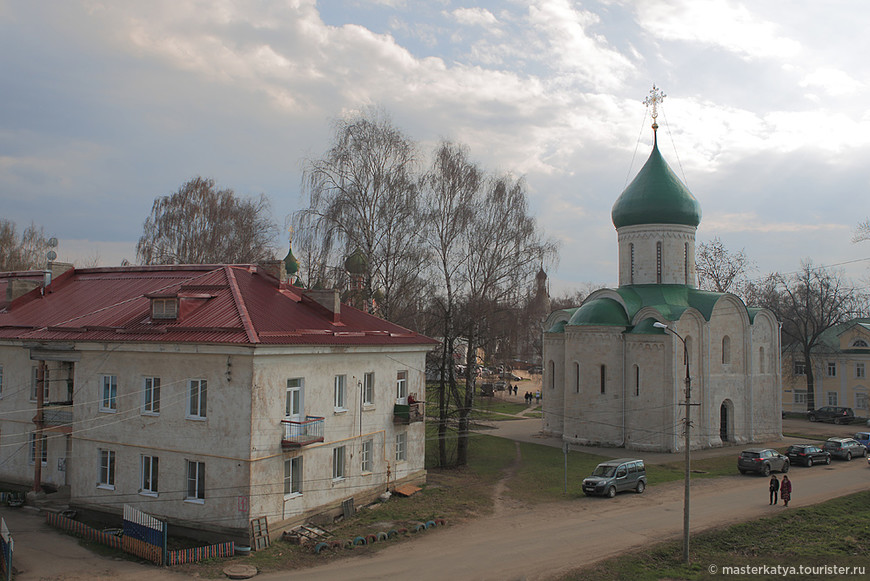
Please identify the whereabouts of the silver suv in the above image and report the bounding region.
[582,458,646,498]
[823,437,867,461]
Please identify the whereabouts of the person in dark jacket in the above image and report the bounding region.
[769,474,780,505]
[780,475,791,507]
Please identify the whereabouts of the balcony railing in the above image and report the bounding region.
[281,416,325,449]
[42,402,74,433]
[393,402,424,424]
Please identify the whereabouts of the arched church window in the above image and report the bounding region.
[759,346,765,373]
[656,242,662,284]
[722,336,731,365]
[574,362,580,393]
[600,365,606,394]
[549,360,555,389]
[684,242,689,285]
[633,365,640,396]
[630,243,635,284]
[684,335,692,366]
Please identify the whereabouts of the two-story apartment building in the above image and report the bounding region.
[782,318,870,416]
[0,262,435,543]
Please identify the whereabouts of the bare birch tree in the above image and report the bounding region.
[696,237,754,295]
[0,220,51,271]
[136,177,277,265]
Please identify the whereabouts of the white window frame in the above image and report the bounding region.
[395,432,407,462]
[396,370,408,404]
[827,391,838,406]
[151,298,178,320]
[29,432,47,466]
[794,361,806,376]
[100,374,117,412]
[284,456,302,496]
[30,366,49,402]
[856,392,868,410]
[185,460,205,503]
[142,376,160,415]
[98,449,115,490]
[361,439,373,473]
[334,375,347,412]
[363,372,375,406]
[794,390,807,404]
[332,446,346,480]
[857,363,865,379]
[187,379,207,419]
[827,362,837,377]
[140,455,159,496]
[286,378,303,420]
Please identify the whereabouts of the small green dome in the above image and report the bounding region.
[611,135,701,229]
[283,245,298,275]
[344,249,367,275]
[567,298,629,326]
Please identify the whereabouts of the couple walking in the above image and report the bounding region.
[769,474,792,507]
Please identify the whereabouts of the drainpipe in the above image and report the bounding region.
[747,324,753,440]
[621,333,626,447]
[33,360,45,492]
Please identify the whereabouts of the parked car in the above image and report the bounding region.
[738,448,789,476]
[582,458,646,497]
[785,444,831,467]
[807,406,855,424]
[822,437,867,460]
[853,432,870,450]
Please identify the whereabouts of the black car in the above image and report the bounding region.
[822,437,867,460]
[785,444,831,467]
[738,448,790,476]
[807,406,855,424]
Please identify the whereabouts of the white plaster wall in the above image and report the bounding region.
[542,334,565,436]
[617,224,697,286]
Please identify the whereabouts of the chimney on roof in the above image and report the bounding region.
[258,259,287,283]
[305,289,341,324]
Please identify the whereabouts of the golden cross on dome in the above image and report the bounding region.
[643,84,666,131]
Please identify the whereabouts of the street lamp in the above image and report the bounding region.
[653,321,693,564]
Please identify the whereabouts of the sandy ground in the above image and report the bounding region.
[3,381,867,581]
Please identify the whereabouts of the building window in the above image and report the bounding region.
[722,336,731,365]
[684,336,692,366]
[332,446,346,480]
[100,375,117,412]
[852,339,869,347]
[857,363,866,379]
[634,365,640,397]
[186,460,205,502]
[334,375,347,411]
[286,378,303,418]
[656,241,662,284]
[574,362,580,394]
[759,347,765,374]
[827,362,837,377]
[29,433,47,465]
[31,366,49,402]
[827,392,838,406]
[363,372,375,405]
[629,243,634,284]
[98,449,116,489]
[600,365,606,394]
[549,361,555,389]
[794,361,806,375]
[684,242,689,285]
[361,439,373,473]
[396,370,408,403]
[143,377,160,414]
[151,298,178,320]
[794,390,807,404]
[396,432,407,462]
[284,457,302,495]
[856,392,868,410]
[188,379,207,419]
[141,455,159,495]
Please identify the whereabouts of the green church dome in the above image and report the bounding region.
[567,298,629,326]
[611,135,701,229]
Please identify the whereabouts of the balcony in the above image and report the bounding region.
[281,416,325,449]
[42,402,74,434]
[393,402,424,424]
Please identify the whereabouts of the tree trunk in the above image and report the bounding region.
[456,331,477,466]
[804,348,816,412]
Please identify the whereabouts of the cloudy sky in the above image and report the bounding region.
[3,0,869,293]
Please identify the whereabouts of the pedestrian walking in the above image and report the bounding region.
[769,474,779,505]
[535,391,540,404]
[780,475,791,507]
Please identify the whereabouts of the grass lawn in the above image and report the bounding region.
[560,491,870,580]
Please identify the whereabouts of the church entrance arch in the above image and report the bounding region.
[719,400,733,442]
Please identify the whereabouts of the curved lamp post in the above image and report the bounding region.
[653,321,692,564]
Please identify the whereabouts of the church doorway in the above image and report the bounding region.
[719,400,733,442]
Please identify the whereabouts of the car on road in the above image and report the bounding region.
[582,458,646,498]
[785,444,831,467]
[822,437,867,460]
[807,406,855,424]
[738,448,789,476]
[853,431,870,450]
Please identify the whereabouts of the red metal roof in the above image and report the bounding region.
[0,265,437,347]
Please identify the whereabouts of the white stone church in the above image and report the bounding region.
[542,112,781,452]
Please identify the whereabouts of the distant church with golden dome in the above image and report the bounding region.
[541,88,781,452]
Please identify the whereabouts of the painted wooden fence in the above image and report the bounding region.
[167,541,235,565]
[0,517,12,581]
[45,512,123,549]
[123,504,167,565]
